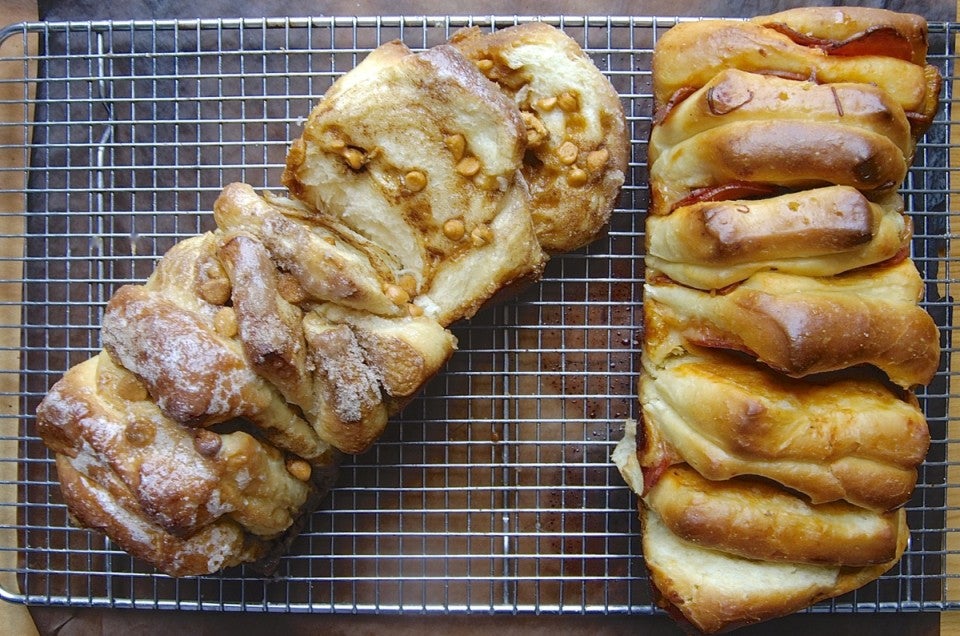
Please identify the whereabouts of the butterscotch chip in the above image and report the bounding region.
[407,303,424,317]
[566,167,588,187]
[471,224,494,247]
[586,148,610,173]
[444,133,466,162]
[442,218,466,241]
[398,273,418,295]
[198,277,231,306]
[385,283,410,306]
[522,111,549,148]
[115,373,148,402]
[277,271,307,304]
[557,141,579,165]
[456,156,481,177]
[342,147,365,170]
[124,419,155,447]
[404,170,427,192]
[557,91,579,112]
[213,306,238,338]
[537,96,558,111]
[475,58,494,73]
[285,458,312,482]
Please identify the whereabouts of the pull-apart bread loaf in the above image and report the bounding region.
[614,8,941,633]
[37,25,627,576]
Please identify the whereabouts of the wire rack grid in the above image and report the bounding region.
[0,15,954,616]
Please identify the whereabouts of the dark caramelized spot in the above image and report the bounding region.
[655,86,698,126]
[193,429,222,457]
[706,84,754,116]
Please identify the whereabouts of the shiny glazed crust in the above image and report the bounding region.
[646,464,906,567]
[619,7,942,632]
[649,118,907,216]
[638,349,929,511]
[752,7,929,65]
[613,419,909,634]
[641,505,906,634]
[643,260,940,389]
[651,17,940,136]
[650,68,914,165]
[645,186,910,289]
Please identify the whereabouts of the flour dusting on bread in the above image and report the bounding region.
[36,25,627,577]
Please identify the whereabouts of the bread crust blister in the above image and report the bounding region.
[614,8,941,633]
[37,25,627,577]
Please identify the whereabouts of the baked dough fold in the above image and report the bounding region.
[638,349,929,511]
[644,260,940,389]
[646,186,910,289]
[450,22,629,252]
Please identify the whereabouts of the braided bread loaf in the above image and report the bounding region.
[37,25,628,576]
[614,7,940,632]
[37,188,456,576]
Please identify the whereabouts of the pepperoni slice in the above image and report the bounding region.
[671,183,785,212]
[764,22,915,62]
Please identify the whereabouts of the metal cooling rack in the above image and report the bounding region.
[0,15,955,615]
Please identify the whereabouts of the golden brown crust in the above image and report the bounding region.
[638,349,928,511]
[646,464,905,566]
[646,186,910,289]
[644,260,940,389]
[36,353,320,576]
[219,232,312,409]
[650,68,913,165]
[652,19,936,123]
[450,23,629,252]
[103,278,328,460]
[752,7,929,65]
[628,8,940,632]
[649,119,907,216]
[37,187,459,574]
[315,304,457,400]
[36,26,624,576]
[55,455,265,578]
[281,40,541,310]
[414,177,545,324]
[213,183,401,317]
[641,505,906,634]
[300,318,389,455]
